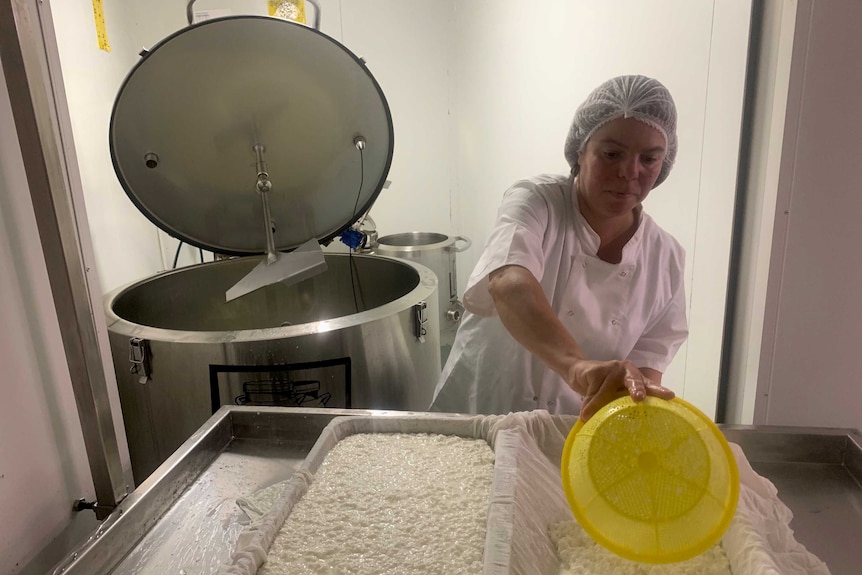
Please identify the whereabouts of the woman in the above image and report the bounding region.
[430,75,688,421]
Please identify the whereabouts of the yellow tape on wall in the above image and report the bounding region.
[268,0,307,24]
[92,0,111,52]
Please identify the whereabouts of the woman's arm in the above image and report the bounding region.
[488,264,587,380]
[489,265,673,420]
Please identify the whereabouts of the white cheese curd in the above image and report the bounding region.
[550,520,732,575]
[260,433,495,575]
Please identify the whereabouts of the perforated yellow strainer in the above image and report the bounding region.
[561,396,739,564]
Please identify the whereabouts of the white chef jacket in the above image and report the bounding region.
[430,173,688,415]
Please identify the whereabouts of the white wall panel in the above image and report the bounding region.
[50,0,164,294]
[757,0,862,429]
[684,0,753,415]
[337,0,455,241]
[726,0,797,425]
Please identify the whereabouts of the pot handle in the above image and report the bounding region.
[187,0,322,30]
[449,235,472,253]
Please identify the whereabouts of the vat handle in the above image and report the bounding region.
[413,301,428,343]
[448,235,472,253]
[128,338,151,384]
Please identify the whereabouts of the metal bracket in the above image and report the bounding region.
[73,498,96,512]
[413,301,428,343]
[128,337,150,384]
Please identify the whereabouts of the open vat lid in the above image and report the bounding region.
[109,15,393,256]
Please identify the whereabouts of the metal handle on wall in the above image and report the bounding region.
[305,0,322,29]
[186,0,322,30]
[448,235,472,253]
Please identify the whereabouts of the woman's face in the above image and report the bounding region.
[576,117,666,224]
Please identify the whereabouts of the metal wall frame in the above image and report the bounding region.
[714,1,763,423]
[0,0,126,517]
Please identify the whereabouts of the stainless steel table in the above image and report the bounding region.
[722,426,862,575]
[51,407,862,575]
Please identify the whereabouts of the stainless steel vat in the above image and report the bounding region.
[374,232,471,365]
[104,253,440,484]
[102,16,441,486]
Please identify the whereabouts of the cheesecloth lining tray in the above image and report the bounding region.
[217,411,831,575]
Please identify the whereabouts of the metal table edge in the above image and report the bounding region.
[50,408,234,574]
[50,411,862,574]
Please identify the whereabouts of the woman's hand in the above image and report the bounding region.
[566,359,674,422]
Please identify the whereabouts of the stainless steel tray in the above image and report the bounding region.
[722,425,862,574]
[51,407,862,575]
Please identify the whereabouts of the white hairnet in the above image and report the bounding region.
[564,75,678,187]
